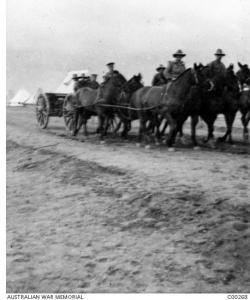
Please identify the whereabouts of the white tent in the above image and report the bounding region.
[22,89,40,105]
[9,88,30,106]
[55,69,89,94]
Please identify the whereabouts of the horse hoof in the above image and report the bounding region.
[145,145,151,150]
[100,140,106,145]
[193,146,200,151]
[217,137,225,143]
[136,143,141,147]
[208,142,216,149]
[168,147,175,152]
[243,133,249,140]
[179,137,186,144]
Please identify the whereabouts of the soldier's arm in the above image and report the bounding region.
[152,74,158,86]
[163,62,172,80]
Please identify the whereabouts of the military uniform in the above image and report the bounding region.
[151,73,167,86]
[207,49,227,95]
[89,80,100,89]
[164,60,186,81]
[207,60,226,78]
[103,70,119,81]
[73,79,80,92]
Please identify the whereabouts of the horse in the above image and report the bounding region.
[236,62,250,89]
[73,74,142,139]
[156,63,212,147]
[236,62,250,140]
[130,65,207,148]
[94,73,127,140]
[115,73,144,138]
[63,80,95,135]
[199,64,240,144]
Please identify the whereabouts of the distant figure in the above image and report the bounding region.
[152,64,167,86]
[164,49,186,81]
[89,74,100,89]
[72,73,79,92]
[103,62,126,82]
[78,73,90,89]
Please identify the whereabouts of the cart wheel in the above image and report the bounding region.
[63,95,79,136]
[35,93,50,129]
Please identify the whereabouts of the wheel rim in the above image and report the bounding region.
[36,94,49,129]
[63,97,77,135]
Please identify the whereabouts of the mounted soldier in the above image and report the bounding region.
[103,62,125,82]
[164,50,186,81]
[207,49,226,77]
[152,64,167,86]
[207,49,227,95]
[96,62,126,103]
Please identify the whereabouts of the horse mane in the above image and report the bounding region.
[174,68,192,82]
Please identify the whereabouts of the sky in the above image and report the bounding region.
[6,0,250,94]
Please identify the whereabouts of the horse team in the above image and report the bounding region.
[64,62,250,149]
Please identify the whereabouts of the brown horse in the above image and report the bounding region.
[114,73,144,138]
[73,74,142,138]
[236,62,250,140]
[199,64,240,144]
[94,73,127,139]
[130,66,205,148]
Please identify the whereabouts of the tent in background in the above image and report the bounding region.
[22,89,41,105]
[9,88,30,106]
[55,70,89,94]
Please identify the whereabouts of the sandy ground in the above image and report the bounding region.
[6,106,250,293]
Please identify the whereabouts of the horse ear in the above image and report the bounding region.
[229,63,234,70]
[138,73,142,80]
[238,62,243,69]
[199,63,204,68]
[194,63,197,69]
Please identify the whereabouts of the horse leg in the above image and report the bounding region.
[152,114,161,144]
[121,121,130,139]
[114,119,122,135]
[72,109,80,136]
[191,115,199,147]
[202,115,216,143]
[218,113,235,143]
[138,113,148,145]
[241,112,249,140]
[161,119,168,136]
[97,114,105,140]
[165,114,177,148]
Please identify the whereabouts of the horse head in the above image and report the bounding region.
[118,73,144,105]
[193,63,214,92]
[236,62,250,87]
[123,73,143,93]
[225,64,240,95]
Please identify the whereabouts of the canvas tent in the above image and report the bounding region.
[22,89,41,105]
[9,88,30,106]
[55,69,89,94]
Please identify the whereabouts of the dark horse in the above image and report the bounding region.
[199,64,240,144]
[236,62,250,140]
[114,73,144,138]
[73,74,143,139]
[130,65,208,148]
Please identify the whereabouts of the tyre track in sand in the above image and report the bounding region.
[6,107,250,292]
